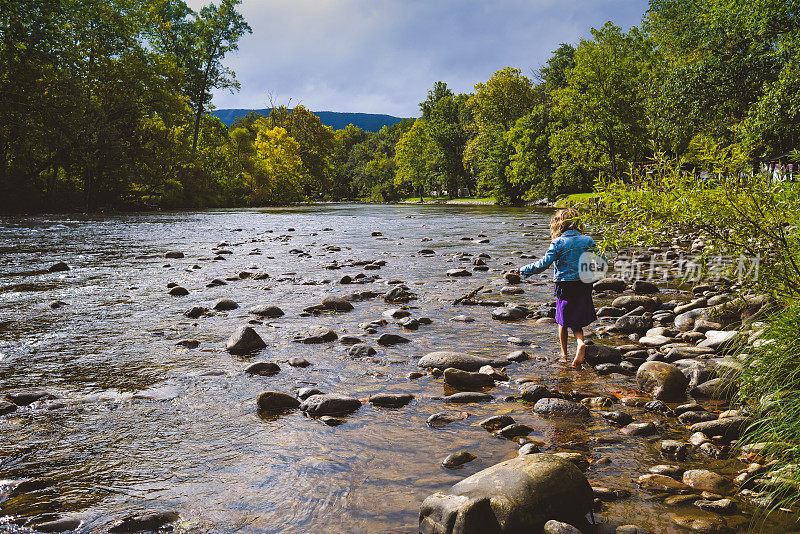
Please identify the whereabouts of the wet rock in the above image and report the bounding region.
[444,368,494,389]
[660,440,688,461]
[593,278,627,292]
[296,326,338,344]
[257,391,301,411]
[427,411,469,428]
[377,333,410,346]
[321,416,344,426]
[633,280,660,294]
[384,308,411,319]
[419,454,592,534]
[506,336,530,346]
[168,286,189,296]
[297,387,323,400]
[451,315,476,322]
[339,335,363,345]
[384,284,417,303]
[670,512,727,533]
[615,525,653,534]
[599,411,633,426]
[674,308,708,332]
[698,330,740,351]
[621,422,657,436]
[595,363,628,375]
[533,398,589,418]
[597,306,626,317]
[184,306,206,318]
[447,268,472,277]
[682,470,733,494]
[0,400,17,415]
[248,304,284,318]
[544,520,582,534]
[649,464,684,478]
[478,415,516,431]
[504,272,521,284]
[518,443,541,455]
[520,384,556,403]
[321,295,354,312]
[584,343,622,365]
[300,394,361,416]
[5,390,54,406]
[491,306,526,321]
[506,350,529,362]
[48,261,71,272]
[49,300,68,308]
[398,317,420,330]
[442,451,477,469]
[175,339,200,349]
[678,411,717,424]
[444,392,493,403]
[636,474,689,493]
[109,511,181,533]
[500,286,524,295]
[695,498,736,514]
[165,251,184,259]
[245,361,280,376]
[495,423,534,439]
[226,326,267,354]
[369,393,414,408]
[592,487,631,502]
[611,295,659,312]
[689,417,754,441]
[636,361,688,400]
[34,517,83,532]
[213,298,239,311]
[348,344,377,358]
[288,356,310,367]
[614,315,653,334]
[418,351,500,371]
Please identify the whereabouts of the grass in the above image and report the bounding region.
[554,192,601,207]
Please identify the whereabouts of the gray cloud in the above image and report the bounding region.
[186,0,648,116]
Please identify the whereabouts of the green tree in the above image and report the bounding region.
[252,123,305,204]
[395,119,437,200]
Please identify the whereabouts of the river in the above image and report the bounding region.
[0,204,790,533]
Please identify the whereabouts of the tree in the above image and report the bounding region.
[252,123,305,204]
[395,119,437,200]
[419,81,453,121]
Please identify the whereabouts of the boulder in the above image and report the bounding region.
[377,333,411,346]
[322,295,354,312]
[689,417,754,441]
[593,278,627,292]
[636,361,688,400]
[244,361,280,376]
[613,315,653,334]
[632,280,659,294]
[226,326,267,354]
[444,368,494,389]
[419,454,592,534]
[248,304,284,318]
[682,470,733,494]
[533,398,589,418]
[611,295,659,312]
[296,326,338,344]
[583,343,622,365]
[348,344,377,358]
[369,393,414,408]
[48,261,70,272]
[418,351,501,371]
[256,391,301,411]
[491,307,527,321]
[213,298,239,311]
[300,394,362,416]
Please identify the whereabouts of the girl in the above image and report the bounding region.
[513,208,597,368]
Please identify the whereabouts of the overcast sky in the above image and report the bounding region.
[186,0,650,117]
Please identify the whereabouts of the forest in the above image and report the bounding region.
[0,0,798,211]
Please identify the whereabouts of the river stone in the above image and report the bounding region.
[184,306,206,319]
[670,512,727,533]
[443,451,478,469]
[48,261,71,272]
[519,384,554,403]
[500,286,524,295]
[377,333,410,346]
[491,307,526,321]
[418,351,500,371]
[213,298,239,311]
[503,272,521,284]
[339,335,363,345]
[245,361,280,376]
[288,356,310,367]
[533,398,589,418]
[257,391,301,411]
[693,378,737,399]
[682,470,733,494]
[639,335,671,347]
[34,517,83,533]
[109,512,181,533]
[444,392,493,403]
[584,343,622,365]
[427,411,469,428]
[398,317,420,330]
[636,361,688,400]
[164,251,184,259]
[300,393,361,416]
[689,417,754,441]
[698,330,740,351]
[6,390,55,406]
[632,280,660,294]
[674,308,707,332]
[419,454,592,534]
[447,268,472,277]
[593,277,627,292]
[348,344,377,358]
[297,387,323,400]
[478,415,516,431]
[322,295,354,311]
[599,411,633,426]
[168,286,189,296]
[678,411,717,425]
[621,422,657,436]
[660,440,688,461]
[249,304,284,318]
[695,498,736,514]
[384,308,411,319]
[297,326,338,344]
[636,474,689,493]
[369,393,414,408]
[451,315,476,322]
[175,339,200,349]
[0,401,17,415]
[495,423,534,439]
[226,326,267,354]
[597,306,626,317]
[505,350,529,362]
[543,520,582,534]
[444,368,494,389]
[611,295,659,312]
[614,315,653,334]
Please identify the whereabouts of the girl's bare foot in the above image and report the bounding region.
[560,352,568,360]
[571,340,586,368]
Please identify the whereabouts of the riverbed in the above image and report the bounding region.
[0,204,791,533]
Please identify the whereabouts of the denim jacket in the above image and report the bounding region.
[519,230,596,282]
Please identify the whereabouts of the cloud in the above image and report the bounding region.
[186,0,649,116]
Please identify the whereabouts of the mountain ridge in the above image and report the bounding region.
[212,108,407,132]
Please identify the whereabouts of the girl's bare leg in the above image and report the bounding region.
[558,325,568,359]
[572,328,586,368]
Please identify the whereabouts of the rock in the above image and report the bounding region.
[226,326,267,354]
[478,415,516,431]
[175,339,200,348]
[168,286,189,296]
[444,368,494,389]
[48,261,71,272]
[597,306,626,317]
[593,278,627,292]
[213,298,239,311]
[249,304,284,318]
[599,411,633,426]
[244,361,280,376]
[533,398,589,418]
[288,356,311,367]
[678,411,717,424]
[518,443,541,455]
[427,411,469,428]
[670,512,727,533]
[384,284,417,303]
[339,335,363,345]
[322,295,354,311]
[419,454,592,534]
[520,384,554,403]
[500,286,525,295]
[49,300,68,308]
[636,474,689,493]
[503,272,521,284]
[297,387,323,400]
[660,440,688,461]
[300,394,361,416]
[495,423,534,439]
[442,451,477,469]
[256,391,301,411]
[444,392,493,403]
[689,417,754,441]
[377,333,410,346]
[5,390,54,406]
[621,422,657,436]
[369,393,414,408]
[506,350,529,362]
[693,378,737,399]
[447,268,472,277]
[544,520,583,534]
[348,344,377,358]
[418,351,500,371]
[649,464,684,478]
[584,343,622,365]
[384,308,411,319]
[184,306,206,319]
[615,526,653,534]
[165,251,184,259]
[636,361,688,400]
[675,298,708,315]
[398,317,420,330]
[614,315,653,334]
[0,401,17,415]
[612,295,659,312]
[674,308,707,332]
[595,363,628,375]
[109,511,181,533]
[491,306,526,321]
[638,334,671,347]
[34,517,83,532]
[633,280,660,294]
[695,498,736,514]
[451,315,476,322]
[682,470,733,494]
[297,326,338,344]
[698,330,740,351]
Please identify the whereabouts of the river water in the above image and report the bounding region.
[0,205,788,533]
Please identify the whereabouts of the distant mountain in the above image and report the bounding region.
[211,108,406,132]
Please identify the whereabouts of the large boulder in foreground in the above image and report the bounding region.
[418,351,502,371]
[226,326,267,354]
[419,454,592,534]
[636,361,688,401]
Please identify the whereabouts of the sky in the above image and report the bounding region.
[186,0,650,117]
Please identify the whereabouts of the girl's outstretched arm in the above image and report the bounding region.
[519,241,557,276]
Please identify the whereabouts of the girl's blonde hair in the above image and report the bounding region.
[550,208,584,239]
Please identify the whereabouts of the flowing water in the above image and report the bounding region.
[0,204,791,533]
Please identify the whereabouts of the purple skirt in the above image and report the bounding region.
[554,281,597,329]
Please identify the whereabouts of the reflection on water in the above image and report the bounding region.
[0,205,789,532]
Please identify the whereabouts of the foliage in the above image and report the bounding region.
[394,119,437,200]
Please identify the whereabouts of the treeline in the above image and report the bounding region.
[2,0,797,211]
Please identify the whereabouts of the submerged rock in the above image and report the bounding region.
[248,304,285,318]
[418,351,500,371]
[257,391,301,411]
[48,261,71,272]
[321,295,355,312]
[109,511,181,533]
[369,393,414,408]
[296,326,338,344]
[419,454,592,534]
[442,450,478,469]
[34,517,83,533]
